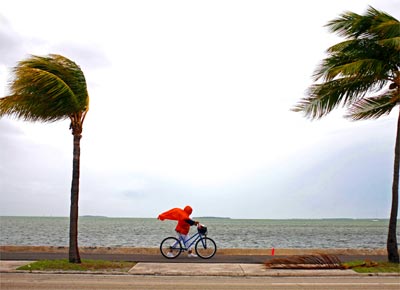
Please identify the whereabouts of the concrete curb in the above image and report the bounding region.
[1,261,399,277]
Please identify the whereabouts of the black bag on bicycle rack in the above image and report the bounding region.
[198,225,207,235]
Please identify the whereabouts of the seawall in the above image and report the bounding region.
[0,245,387,256]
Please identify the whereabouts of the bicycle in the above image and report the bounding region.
[160,224,217,259]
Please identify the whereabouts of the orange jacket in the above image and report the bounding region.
[158,206,194,235]
[175,206,193,235]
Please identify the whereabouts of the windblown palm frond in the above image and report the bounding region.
[378,36,400,50]
[0,54,89,123]
[265,254,343,269]
[327,6,398,40]
[293,6,399,119]
[347,92,398,120]
[293,76,386,119]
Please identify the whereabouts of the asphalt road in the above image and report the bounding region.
[0,251,388,264]
[1,273,399,290]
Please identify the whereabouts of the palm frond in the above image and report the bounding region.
[377,36,400,50]
[326,6,399,40]
[17,54,89,109]
[315,38,396,82]
[10,68,77,119]
[265,254,343,269]
[326,39,354,54]
[326,11,365,39]
[346,91,399,120]
[373,20,400,39]
[323,59,387,81]
[292,76,386,119]
[295,6,399,120]
[0,54,89,123]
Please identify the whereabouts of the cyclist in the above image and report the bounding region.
[158,205,199,257]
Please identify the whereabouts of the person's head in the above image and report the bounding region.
[184,205,192,215]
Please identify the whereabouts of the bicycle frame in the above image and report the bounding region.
[176,232,206,251]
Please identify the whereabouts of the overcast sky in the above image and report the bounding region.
[1,0,399,219]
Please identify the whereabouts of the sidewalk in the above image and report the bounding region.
[2,260,396,277]
[128,262,357,276]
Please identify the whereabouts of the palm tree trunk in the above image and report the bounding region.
[69,133,82,263]
[387,107,400,263]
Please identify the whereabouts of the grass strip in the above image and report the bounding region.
[17,259,136,272]
[342,260,400,273]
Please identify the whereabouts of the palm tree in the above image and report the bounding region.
[293,6,399,263]
[0,54,89,263]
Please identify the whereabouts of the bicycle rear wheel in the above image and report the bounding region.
[160,237,182,259]
[195,237,217,259]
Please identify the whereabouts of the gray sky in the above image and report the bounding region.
[1,0,399,219]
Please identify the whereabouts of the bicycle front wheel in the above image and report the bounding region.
[195,237,217,259]
[160,237,182,259]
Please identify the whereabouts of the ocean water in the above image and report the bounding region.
[0,216,396,249]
